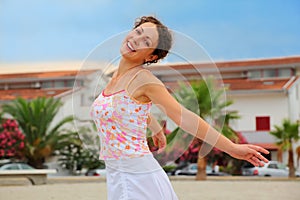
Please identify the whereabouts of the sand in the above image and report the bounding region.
[0,179,300,200]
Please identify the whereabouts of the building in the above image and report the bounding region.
[1,56,300,168]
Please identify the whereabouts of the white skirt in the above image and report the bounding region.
[105,155,178,200]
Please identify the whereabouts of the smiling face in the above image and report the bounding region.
[120,22,159,64]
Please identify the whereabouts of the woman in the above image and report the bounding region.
[91,16,269,200]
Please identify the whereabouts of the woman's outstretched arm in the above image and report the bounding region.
[134,70,269,166]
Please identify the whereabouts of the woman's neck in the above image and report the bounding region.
[116,58,143,78]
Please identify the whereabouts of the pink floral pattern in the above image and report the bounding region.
[91,89,152,160]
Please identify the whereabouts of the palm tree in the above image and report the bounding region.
[2,97,79,168]
[173,78,239,180]
[270,119,299,177]
[296,146,300,168]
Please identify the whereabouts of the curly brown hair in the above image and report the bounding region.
[134,16,173,64]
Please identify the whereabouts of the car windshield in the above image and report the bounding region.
[190,165,197,170]
[20,164,34,169]
[1,164,19,170]
[206,166,212,171]
[0,163,35,170]
[276,163,287,170]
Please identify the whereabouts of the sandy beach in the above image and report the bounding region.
[1,177,300,200]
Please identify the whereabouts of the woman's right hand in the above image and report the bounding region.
[152,130,166,154]
[229,143,270,166]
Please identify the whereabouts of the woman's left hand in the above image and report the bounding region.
[229,144,270,167]
[152,131,166,154]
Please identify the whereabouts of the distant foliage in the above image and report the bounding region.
[57,126,105,174]
[58,143,105,174]
[270,119,300,177]
[2,97,77,168]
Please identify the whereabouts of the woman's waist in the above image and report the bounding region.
[104,154,162,173]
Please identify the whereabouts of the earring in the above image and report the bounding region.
[145,55,154,63]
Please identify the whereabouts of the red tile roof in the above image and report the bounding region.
[223,77,298,91]
[0,69,97,101]
[215,56,300,68]
[0,89,71,101]
[163,77,298,92]
[149,56,300,71]
[0,70,96,80]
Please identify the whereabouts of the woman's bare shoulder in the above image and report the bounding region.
[134,68,164,86]
[126,68,165,94]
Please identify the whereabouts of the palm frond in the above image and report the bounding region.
[47,115,74,136]
[270,118,299,150]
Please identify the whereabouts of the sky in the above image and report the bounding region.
[0,0,300,63]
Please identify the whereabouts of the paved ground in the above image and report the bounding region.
[0,177,300,200]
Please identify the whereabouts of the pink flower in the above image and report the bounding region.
[6,150,13,157]
[2,139,7,144]
[19,142,24,149]
[0,119,25,158]
[0,150,4,156]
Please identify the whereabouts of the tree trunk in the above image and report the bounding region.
[296,146,300,168]
[288,143,295,178]
[196,155,207,180]
[28,158,45,169]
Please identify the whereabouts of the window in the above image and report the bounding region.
[9,82,31,89]
[277,163,286,170]
[3,164,19,170]
[278,69,291,77]
[54,81,65,88]
[248,70,261,79]
[20,164,34,170]
[256,116,270,131]
[42,81,53,88]
[66,80,75,87]
[263,69,276,78]
[248,68,293,79]
[190,165,197,170]
[268,164,278,169]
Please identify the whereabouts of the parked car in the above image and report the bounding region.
[0,163,35,170]
[85,167,106,177]
[173,163,230,176]
[241,161,300,177]
[205,165,231,176]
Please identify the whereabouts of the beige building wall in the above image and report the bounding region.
[227,92,288,131]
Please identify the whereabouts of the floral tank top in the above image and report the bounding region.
[91,71,152,160]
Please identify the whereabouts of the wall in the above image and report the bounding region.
[227,92,288,131]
